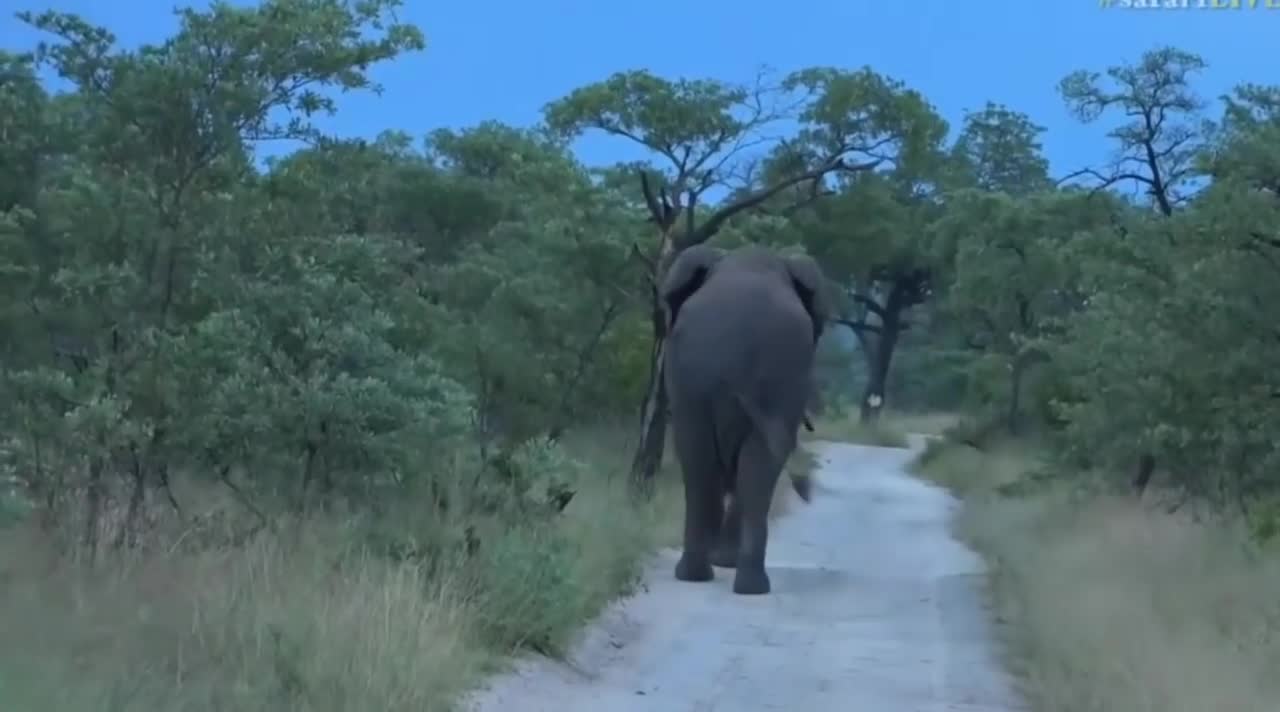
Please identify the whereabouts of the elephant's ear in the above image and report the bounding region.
[660,244,724,331]
[783,253,831,344]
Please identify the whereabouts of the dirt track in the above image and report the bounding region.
[463,438,1025,711]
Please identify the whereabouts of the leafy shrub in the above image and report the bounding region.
[465,523,583,655]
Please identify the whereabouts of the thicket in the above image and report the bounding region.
[925,47,1280,525]
[811,46,1280,527]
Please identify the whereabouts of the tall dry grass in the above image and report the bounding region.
[0,424,684,712]
[915,438,1280,712]
[0,519,483,711]
[0,421,821,712]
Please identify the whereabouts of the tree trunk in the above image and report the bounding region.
[630,228,675,494]
[83,455,104,564]
[859,364,886,422]
[117,449,147,551]
[629,295,669,493]
[1132,453,1156,496]
[858,300,903,423]
[629,343,669,495]
[1007,359,1024,436]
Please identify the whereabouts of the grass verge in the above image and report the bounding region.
[0,422,822,712]
[0,425,683,712]
[913,436,1280,712]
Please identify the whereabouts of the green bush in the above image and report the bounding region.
[467,523,583,654]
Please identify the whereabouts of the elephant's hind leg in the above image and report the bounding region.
[732,433,784,595]
[672,411,723,583]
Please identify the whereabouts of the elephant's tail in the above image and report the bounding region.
[788,472,813,502]
[730,392,816,505]
[731,392,798,472]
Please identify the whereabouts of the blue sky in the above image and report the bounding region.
[2,0,1275,181]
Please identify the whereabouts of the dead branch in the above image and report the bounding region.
[638,170,673,227]
[1056,167,1152,190]
[834,317,881,335]
[676,155,881,250]
[851,293,887,318]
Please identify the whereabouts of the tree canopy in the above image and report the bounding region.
[1,3,1277,555]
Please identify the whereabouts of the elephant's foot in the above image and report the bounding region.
[674,552,714,582]
[709,546,738,568]
[732,567,771,595]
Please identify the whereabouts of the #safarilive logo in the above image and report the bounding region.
[1101,0,1280,6]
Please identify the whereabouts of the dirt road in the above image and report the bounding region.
[463,439,1025,711]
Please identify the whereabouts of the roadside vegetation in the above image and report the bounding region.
[915,428,1280,712]
[807,410,910,448]
[2,2,1277,710]
[877,41,1280,712]
[0,424,686,711]
[806,409,958,448]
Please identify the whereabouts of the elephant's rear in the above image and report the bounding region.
[665,276,816,466]
[666,274,815,393]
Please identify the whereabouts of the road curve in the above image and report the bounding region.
[463,439,1025,712]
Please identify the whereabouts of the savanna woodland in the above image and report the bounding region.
[2,1,1279,711]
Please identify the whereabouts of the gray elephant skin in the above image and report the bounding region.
[661,244,829,595]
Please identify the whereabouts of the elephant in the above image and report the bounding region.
[661,243,830,595]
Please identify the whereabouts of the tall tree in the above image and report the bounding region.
[950,101,1053,196]
[933,188,1117,433]
[1056,46,1207,494]
[1053,85,1280,502]
[1058,46,1207,215]
[780,89,950,421]
[544,66,942,487]
[795,173,937,421]
[4,0,428,548]
[921,103,1075,430]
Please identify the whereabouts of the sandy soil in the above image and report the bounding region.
[463,438,1025,711]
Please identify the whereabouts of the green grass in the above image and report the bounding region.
[911,433,1035,496]
[0,424,684,712]
[913,436,1280,712]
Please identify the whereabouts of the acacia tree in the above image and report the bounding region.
[1058,45,1206,213]
[1049,77,1280,505]
[1056,46,1208,494]
[793,102,1063,422]
[793,173,936,421]
[544,66,941,487]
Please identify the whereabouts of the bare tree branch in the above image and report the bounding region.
[638,170,669,227]
[834,317,881,335]
[675,156,881,250]
[852,293,887,318]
